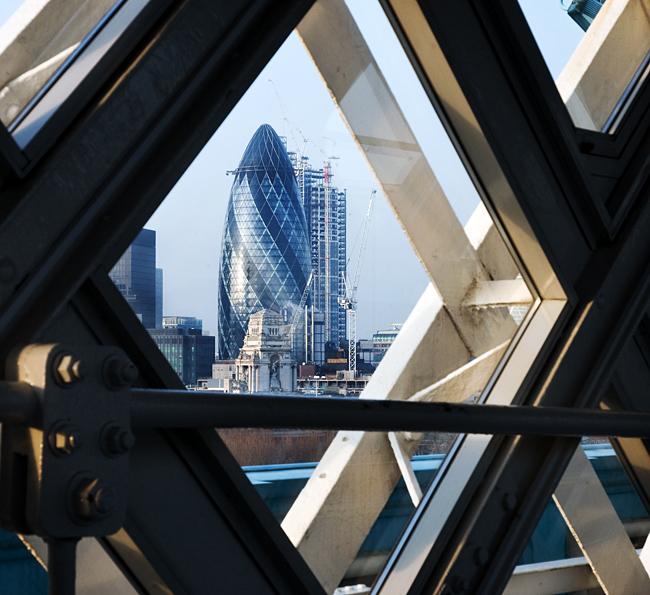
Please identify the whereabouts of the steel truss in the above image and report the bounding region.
[1,0,650,594]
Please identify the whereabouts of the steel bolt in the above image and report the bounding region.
[103,356,138,389]
[55,354,86,385]
[103,424,135,455]
[73,478,115,520]
[48,424,82,455]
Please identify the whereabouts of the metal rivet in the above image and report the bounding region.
[474,547,489,566]
[319,472,327,478]
[502,492,517,511]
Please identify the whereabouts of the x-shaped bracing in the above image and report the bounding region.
[2,0,650,594]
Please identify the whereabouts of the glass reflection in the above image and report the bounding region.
[0,0,119,130]
[519,0,650,133]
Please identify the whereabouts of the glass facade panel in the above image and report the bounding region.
[109,229,156,329]
[218,124,311,360]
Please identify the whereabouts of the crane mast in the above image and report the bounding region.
[290,271,313,358]
[340,190,376,374]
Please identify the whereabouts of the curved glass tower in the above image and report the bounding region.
[218,124,311,359]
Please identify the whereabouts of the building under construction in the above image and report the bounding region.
[291,153,347,358]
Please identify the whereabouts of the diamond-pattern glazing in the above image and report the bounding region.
[218,124,311,359]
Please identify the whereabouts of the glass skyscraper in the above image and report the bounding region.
[218,124,311,360]
[110,228,157,329]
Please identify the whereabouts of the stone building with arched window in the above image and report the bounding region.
[234,309,297,393]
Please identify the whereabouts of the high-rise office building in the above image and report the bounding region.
[372,323,403,364]
[163,316,202,330]
[218,124,311,360]
[149,317,214,387]
[110,228,157,329]
[292,154,347,351]
[155,268,163,329]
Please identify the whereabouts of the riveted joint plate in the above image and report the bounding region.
[0,344,133,538]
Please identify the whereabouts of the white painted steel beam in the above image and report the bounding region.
[464,203,520,282]
[0,45,76,126]
[281,286,468,593]
[557,0,650,131]
[388,432,423,507]
[553,446,650,594]
[404,342,508,405]
[285,2,530,587]
[0,0,115,124]
[0,0,115,87]
[297,0,523,359]
[463,279,531,308]
[281,291,511,592]
[504,556,601,595]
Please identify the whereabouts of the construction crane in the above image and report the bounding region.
[290,270,314,358]
[268,79,308,159]
[339,190,376,374]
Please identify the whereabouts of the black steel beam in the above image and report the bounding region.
[0,0,315,365]
[36,274,328,595]
[130,389,650,438]
[0,0,327,591]
[0,381,39,426]
[375,1,650,595]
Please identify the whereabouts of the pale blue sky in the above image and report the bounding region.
[0,0,584,342]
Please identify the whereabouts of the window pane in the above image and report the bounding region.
[0,0,120,132]
[519,0,650,133]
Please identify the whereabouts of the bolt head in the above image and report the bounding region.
[103,424,135,455]
[56,354,85,385]
[48,424,82,455]
[104,356,138,389]
[94,486,116,514]
[73,478,115,520]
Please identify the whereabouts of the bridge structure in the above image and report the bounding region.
[0,0,649,595]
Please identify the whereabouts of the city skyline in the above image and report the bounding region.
[140,0,582,341]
